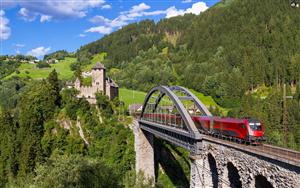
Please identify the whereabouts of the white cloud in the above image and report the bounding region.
[85,26,112,34]
[78,34,86,37]
[182,0,192,3]
[0,10,11,40]
[13,44,25,54]
[19,7,53,22]
[18,7,36,21]
[89,15,111,24]
[85,2,208,36]
[14,43,25,48]
[7,0,106,21]
[143,10,166,16]
[186,2,208,14]
[166,6,185,18]
[40,15,52,22]
[88,2,164,33]
[101,4,112,9]
[129,3,150,13]
[166,1,208,18]
[27,46,51,58]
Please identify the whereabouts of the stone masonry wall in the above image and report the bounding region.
[133,120,155,181]
[190,141,300,188]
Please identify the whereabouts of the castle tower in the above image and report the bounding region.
[74,77,81,90]
[91,62,106,95]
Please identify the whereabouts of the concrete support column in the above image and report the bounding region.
[190,155,205,188]
[134,122,155,182]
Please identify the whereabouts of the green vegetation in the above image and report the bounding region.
[82,76,92,86]
[155,141,190,187]
[6,57,76,80]
[82,52,107,71]
[76,0,300,150]
[0,58,21,79]
[0,71,137,187]
[119,88,147,108]
[1,0,300,187]
[44,50,70,61]
[120,87,225,114]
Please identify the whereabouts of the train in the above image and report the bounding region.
[142,113,266,144]
[193,116,266,144]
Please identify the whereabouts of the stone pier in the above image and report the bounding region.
[134,121,155,181]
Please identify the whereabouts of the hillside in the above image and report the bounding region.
[1,0,300,187]
[5,57,76,80]
[120,88,225,113]
[77,0,300,106]
[76,0,300,150]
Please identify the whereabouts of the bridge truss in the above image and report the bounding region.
[139,85,212,154]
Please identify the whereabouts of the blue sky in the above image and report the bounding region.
[0,0,220,58]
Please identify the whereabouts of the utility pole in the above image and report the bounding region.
[283,84,288,147]
[282,84,293,147]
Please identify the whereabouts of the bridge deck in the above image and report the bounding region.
[202,135,300,168]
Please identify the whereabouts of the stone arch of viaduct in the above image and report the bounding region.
[134,85,300,188]
[190,141,300,188]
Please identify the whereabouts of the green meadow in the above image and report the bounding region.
[6,57,76,80]
[119,88,225,113]
[119,88,147,108]
[82,53,107,71]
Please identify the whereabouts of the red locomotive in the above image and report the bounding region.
[142,113,266,144]
[193,116,266,144]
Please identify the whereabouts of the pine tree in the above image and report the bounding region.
[47,69,61,106]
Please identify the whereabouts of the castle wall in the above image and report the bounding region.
[106,83,118,100]
[74,62,118,104]
[92,69,106,94]
[110,86,118,100]
[106,83,111,99]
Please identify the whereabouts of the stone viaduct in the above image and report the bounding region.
[133,85,300,188]
[134,120,300,188]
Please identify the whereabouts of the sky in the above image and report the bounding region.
[0,0,220,58]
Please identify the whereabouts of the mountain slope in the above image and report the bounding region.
[75,0,300,151]
[76,0,300,107]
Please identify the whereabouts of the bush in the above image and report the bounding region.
[33,154,120,188]
[36,61,51,69]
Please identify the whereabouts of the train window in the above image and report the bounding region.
[242,124,246,129]
[249,122,262,130]
[256,123,262,130]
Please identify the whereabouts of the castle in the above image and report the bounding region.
[74,62,119,104]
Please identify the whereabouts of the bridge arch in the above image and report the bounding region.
[206,153,219,188]
[254,175,274,188]
[140,86,211,138]
[222,161,242,188]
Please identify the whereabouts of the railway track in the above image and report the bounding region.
[255,144,300,164]
[202,135,300,167]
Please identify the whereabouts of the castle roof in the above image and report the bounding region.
[92,62,105,70]
[106,77,118,88]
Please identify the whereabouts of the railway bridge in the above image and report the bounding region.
[133,85,300,188]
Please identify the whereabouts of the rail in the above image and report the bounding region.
[202,135,300,168]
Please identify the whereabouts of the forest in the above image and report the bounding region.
[0,70,144,187]
[76,0,300,150]
[1,0,300,187]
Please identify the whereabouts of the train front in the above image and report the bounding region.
[246,119,266,143]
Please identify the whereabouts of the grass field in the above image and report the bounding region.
[6,57,76,80]
[6,53,106,80]
[119,87,226,113]
[82,53,107,71]
[119,88,147,108]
